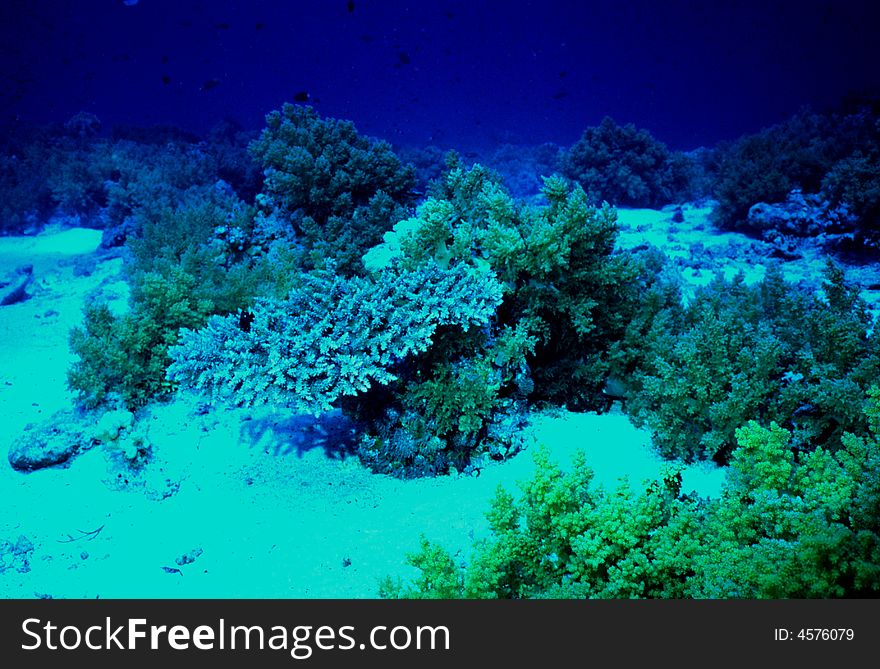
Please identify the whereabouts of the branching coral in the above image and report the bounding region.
[167,262,503,415]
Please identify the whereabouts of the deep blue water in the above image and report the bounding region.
[2,0,879,151]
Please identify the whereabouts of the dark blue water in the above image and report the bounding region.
[2,0,878,150]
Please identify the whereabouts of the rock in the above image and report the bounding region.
[72,254,97,277]
[0,264,34,306]
[100,216,138,249]
[0,534,35,574]
[175,547,204,566]
[747,190,857,237]
[8,410,91,472]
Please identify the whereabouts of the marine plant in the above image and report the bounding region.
[67,191,279,410]
[68,267,215,410]
[357,163,650,472]
[821,140,880,251]
[0,112,259,236]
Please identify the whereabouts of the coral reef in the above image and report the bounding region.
[710,106,880,250]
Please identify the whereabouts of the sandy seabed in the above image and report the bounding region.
[0,216,728,598]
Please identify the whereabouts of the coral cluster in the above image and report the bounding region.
[0,114,258,236]
[249,103,416,274]
[383,388,880,599]
[166,151,641,475]
[33,100,879,596]
[710,107,880,251]
[560,116,697,207]
[623,261,879,463]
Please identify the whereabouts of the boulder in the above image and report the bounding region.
[100,216,138,249]
[0,264,33,306]
[747,190,856,237]
[8,410,91,472]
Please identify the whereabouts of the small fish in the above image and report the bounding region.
[215,22,230,30]
[161,75,171,85]
[201,78,220,91]
[347,1,355,13]
[255,22,264,30]
[603,376,629,400]
[397,51,411,66]
[293,91,311,102]
[552,91,569,100]
[238,310,255,333]
[123,0,139,6]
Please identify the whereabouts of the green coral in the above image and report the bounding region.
[384,390,880,599]
[560,116,695,207]
[624,261,879,463]
[68,187,296,411]
[694,417,880,597]
[374,167,641,411]
[248,103,416,274]
[383,447,699,599]
[345,165,644,474]
[68,266,215,410]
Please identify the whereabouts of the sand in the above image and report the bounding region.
[0,216,731,599]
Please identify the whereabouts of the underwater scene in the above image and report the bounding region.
[1,0,879,599]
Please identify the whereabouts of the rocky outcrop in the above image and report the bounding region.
[0,264,33,306]
[747,190,856,237]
